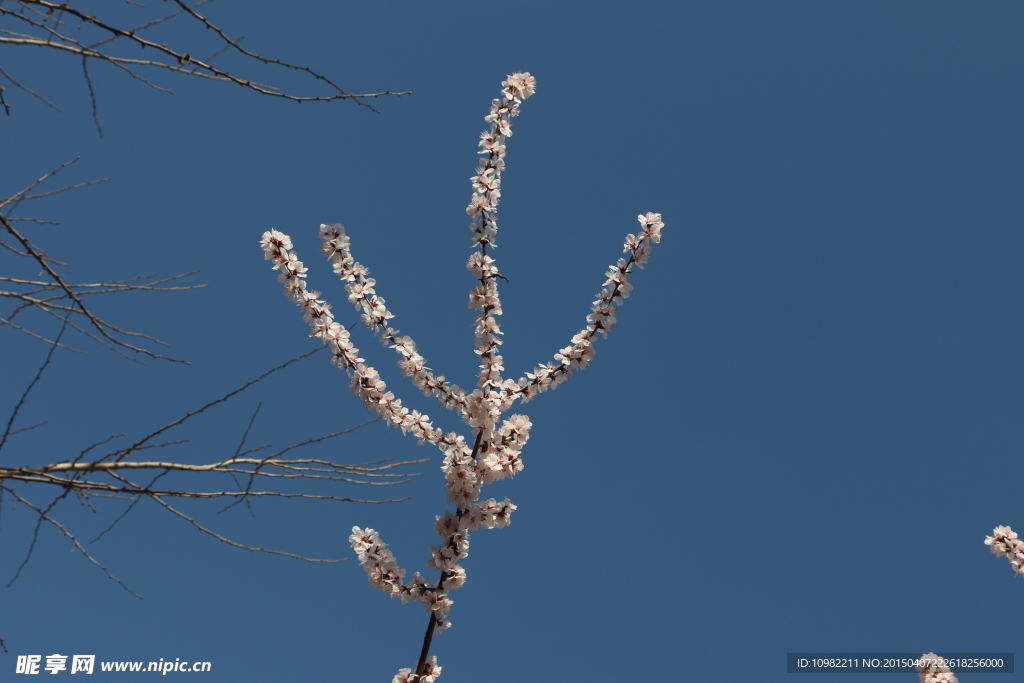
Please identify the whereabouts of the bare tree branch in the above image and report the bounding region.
[2,159,205,361]
[1,1,424,635]
[0,315,66,454]
[2,346,428,595]
[0,0,411,121]
[0,64,60,111]
[3,484,142,597]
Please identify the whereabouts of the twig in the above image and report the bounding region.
[0,317,66,455]
[81,54,103,137]
[0,64,60,111]
[3,484,141,597]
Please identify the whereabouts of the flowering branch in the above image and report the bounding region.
[984,525,1024,577]
[912,526,1024,683]
[260,72,663,682]
[917,653,959,683]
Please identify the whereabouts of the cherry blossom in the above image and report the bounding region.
[392,658,440,683]
[260,71,661,682]
[985,525,1024,576]
[917,653,959,683]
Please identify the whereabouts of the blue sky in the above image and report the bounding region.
[3,1,1023,681]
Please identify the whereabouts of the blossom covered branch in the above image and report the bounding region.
[917,653,959,683]
[260,72,663,682]
[984,525,1024,577]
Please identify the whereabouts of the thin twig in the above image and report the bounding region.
[81,54,103,137]
[3,484,141,597]
[0,64,60,111]
[8,176,112,205]
[0,317,66,455]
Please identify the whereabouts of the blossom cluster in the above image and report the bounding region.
[916,653,959,683]
[392,658,440,683]
[261,72,662,682]
[984,525,1024,576]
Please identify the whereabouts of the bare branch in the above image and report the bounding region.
[146,489,344,562]
[2,270,203,291]
[0,420,48,439]
[87,0,217,52]
[1,347,428,594]
[2,450,425,491]
[81,54,103,136]
[0,312,86,351]
[0,317,66,455]
[3,484,142,597]
[2,211,191,361]
[0,0,411,117]
[2,161,205,360]
[109,348,320,462]
[5,217,61,225]
[0,0,424,618]
[9,177,112,204]
[0,65,60,111]
[0,156,81,213]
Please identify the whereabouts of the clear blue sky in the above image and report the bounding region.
[3,2,1022,681]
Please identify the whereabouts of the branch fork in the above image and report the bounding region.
[261,72,663,682]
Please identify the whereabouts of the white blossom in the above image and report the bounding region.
[260,72,662,681]
[917,653,959,683]
[348,527,406,598]
[391,669,414,683]
[419,658,442,683]
[985,525,1024,576]
[391,661,441,683]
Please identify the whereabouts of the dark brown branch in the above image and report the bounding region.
[414,431,483,678]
